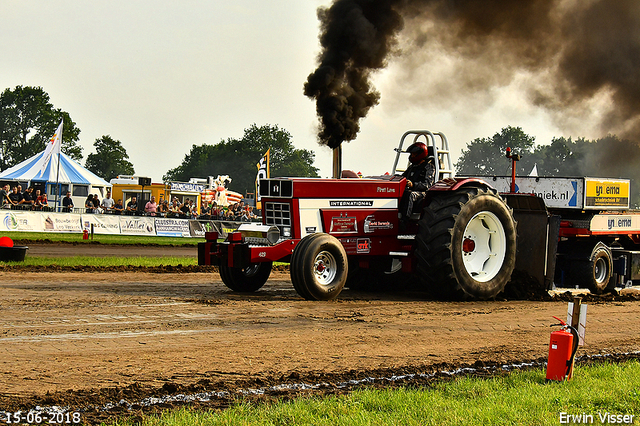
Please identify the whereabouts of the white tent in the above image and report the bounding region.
[0,150,111,210]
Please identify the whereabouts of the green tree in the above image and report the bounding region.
[455,126,537,176]
[164,124,320,193]
[85,135,135,181]
[0,86,82,170]
[532,136,590,176]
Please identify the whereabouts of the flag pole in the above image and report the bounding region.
[54,120,63,212]
[55,150,61,212]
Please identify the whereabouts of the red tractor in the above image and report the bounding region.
[199,131,555,300]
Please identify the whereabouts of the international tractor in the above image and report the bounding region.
[199,130,640,299]
[199,130,565,300]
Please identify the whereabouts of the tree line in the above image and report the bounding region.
[3,86,639,203]
[0,86,318,193]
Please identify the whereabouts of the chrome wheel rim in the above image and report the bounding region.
[313,250,337,286]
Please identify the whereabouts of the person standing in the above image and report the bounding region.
[0,184,11,208]
[126,196,138,215]
[85,194,96,213]
[144,196,158,216]
[62,191,74,212]
[101,190,115,213]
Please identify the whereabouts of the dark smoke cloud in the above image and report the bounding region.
[306,0,640,152]
[304,0,403,149]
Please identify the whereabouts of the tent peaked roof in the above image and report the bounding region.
[0,150,110,186]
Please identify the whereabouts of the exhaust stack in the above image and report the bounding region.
[332,145,342,179]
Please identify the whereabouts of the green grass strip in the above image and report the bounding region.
[109,360,640,426]
[1,231,200,245]
[1,256,197,268]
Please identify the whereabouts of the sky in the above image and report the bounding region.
[1,0,594,184]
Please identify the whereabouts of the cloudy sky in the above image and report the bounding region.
[2,0,590,184]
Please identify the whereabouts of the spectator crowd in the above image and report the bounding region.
[1,184,50,211]
[1,184,259,222]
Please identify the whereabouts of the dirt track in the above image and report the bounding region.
[1,243,640,424]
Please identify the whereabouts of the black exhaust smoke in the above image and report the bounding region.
[305,0,640,162]
[304,0,403,150]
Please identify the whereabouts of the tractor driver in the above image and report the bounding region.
[399,142,436,225]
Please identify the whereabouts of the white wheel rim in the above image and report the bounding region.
[313,250,337,286]
[460,211,507,282]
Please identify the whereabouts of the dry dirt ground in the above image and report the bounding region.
[1,243,639,424]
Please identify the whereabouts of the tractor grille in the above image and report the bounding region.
[264,202,292,237]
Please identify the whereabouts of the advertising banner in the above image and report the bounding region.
[0,211,44,232]
[81,214,121,234]
[42,213,83,232]
[584,178,630,209]
[119,216,156,235]
[155,217,191,237]
[212,220,241,238]
[189,220,216,237]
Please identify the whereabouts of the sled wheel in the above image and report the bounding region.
[416,186,517,300]
[570,243,612,294]
[219,262,273,292]
[290,233,348,300]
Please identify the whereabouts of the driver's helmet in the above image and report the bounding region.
[407,142,429,164]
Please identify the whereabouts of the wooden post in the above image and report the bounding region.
[568,296,581,379]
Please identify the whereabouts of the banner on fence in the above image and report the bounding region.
[81,214,121,234]
[42,213,83,232]
[155,218,191,237]
[188,220,216,237]
[212,220,241,238]
[0,211,44,232]
[119,216,155,235]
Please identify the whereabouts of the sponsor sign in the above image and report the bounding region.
[590,215,640,233]
[356,238,371,253]
[81,214,121,234]
[584,178,630,208]
[189,220,216,237]
[170,182,204,192]
[42,213,83,232]
[475,176,581,209]
[363,215,393,233]
[211,220,241,238]
[155,218,191,237]
[0,211,43,232]
[119,216,155,235]
[329,200,374,207]
[330,216,358,233]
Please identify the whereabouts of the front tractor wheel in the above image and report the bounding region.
[219,262,273,292]
[290,233,348,301]
[416,186,517,300]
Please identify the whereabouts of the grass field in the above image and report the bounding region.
[1,231,200,246]
[109,361,640,426]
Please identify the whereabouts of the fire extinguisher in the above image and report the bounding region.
[546,316,579,381]
[82,229,89,240]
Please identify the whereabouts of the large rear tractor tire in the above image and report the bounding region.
[219,262,273,292]
[290,233,348,300]
[416,186,517,300]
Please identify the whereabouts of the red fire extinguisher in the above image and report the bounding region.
[546,316,579,381]
[82,229,89,240]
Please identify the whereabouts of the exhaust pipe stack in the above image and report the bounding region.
[333,145,342,179]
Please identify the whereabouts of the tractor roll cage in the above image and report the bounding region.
[392,130,454,181]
